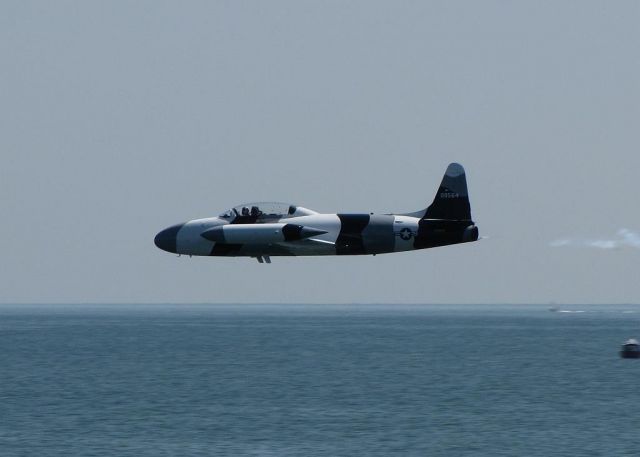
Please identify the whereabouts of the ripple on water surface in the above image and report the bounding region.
[1,304,639,456]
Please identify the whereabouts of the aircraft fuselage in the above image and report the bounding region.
[154,163,479,261]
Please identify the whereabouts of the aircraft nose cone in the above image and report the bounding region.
[154,223,183,253]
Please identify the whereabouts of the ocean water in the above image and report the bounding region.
[1,304,639,456]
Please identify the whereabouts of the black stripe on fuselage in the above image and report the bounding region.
[413,219,472,249]
[210,243,243,256]
[336,214,370,255]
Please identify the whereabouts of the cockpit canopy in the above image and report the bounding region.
[218,202,317,223]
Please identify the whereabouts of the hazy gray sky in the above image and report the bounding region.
[1,1,639,304]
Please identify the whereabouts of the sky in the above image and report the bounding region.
[1,1,639,304]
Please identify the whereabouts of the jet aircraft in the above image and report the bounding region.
[154,163,479,263]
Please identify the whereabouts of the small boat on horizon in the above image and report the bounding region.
[620,339,640,359]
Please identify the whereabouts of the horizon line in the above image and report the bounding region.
[1,302,639,307]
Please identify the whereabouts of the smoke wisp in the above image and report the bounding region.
[550,229,640,250]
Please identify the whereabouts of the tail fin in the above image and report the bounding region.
[424,163,472,220]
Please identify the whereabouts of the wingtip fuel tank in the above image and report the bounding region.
[200,223,327,244]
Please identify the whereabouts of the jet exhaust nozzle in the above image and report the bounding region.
[462,224,479,242]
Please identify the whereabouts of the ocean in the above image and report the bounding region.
[1,304,639,456]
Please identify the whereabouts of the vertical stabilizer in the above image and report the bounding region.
[424,163,472,220]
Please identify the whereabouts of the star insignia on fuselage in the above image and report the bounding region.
[399,228,413,240]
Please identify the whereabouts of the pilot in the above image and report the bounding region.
[250,206,260,217]
[241,207,250,216]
